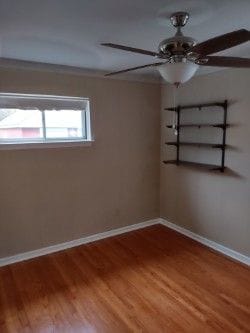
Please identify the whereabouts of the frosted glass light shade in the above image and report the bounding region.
[158,61,199,84]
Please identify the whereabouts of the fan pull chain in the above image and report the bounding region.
[173,85,179,136]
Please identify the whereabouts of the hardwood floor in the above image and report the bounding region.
[0,225,249,333]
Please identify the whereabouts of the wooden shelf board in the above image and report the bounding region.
[165,101,226,112]
[163,160,223,171]
[166,123,228,129]
[166,142,225,149]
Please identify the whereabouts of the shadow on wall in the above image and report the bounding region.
[174,164,245,179]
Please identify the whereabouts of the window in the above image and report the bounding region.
[0,93,92,148]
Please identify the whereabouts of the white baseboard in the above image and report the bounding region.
[0,219,159,267]
[1,217,249,267]
[160,218,250,266]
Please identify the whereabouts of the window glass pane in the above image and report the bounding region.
[0,95,91,145]
[0,109,43,140]
[44,110,85,139]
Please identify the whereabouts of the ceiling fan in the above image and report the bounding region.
[101,12,250,85]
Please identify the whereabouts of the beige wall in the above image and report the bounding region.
[161,69,250,256]
[0,68,161,257]
[1,66,249,259]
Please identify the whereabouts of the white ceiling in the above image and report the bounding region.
[0,0,250,80]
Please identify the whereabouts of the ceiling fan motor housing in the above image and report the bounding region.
[158,12,197,59]
[158,35,197,57]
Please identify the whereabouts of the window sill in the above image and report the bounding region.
[0,140,94,150]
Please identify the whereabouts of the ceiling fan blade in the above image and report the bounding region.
[105,62,164,76]
[101,43,161,57]
[197,56,250,68]
[190,29,250,56]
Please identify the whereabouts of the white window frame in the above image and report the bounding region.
[0,93,93,150]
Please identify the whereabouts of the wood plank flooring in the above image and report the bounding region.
[0,224,249,332]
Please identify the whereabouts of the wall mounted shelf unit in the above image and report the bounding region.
[163,100,228,172]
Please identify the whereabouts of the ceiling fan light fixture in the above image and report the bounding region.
[157,60,199,85]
